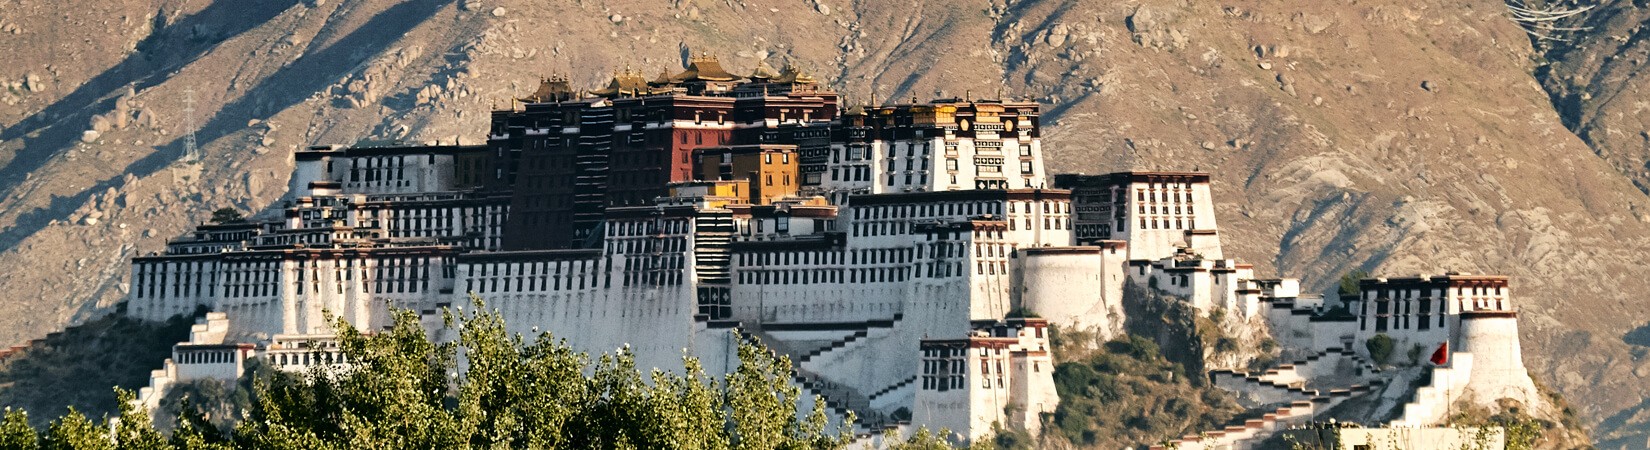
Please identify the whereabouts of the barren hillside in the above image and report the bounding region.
[0,0,1644,446]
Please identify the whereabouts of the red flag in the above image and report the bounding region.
[1429,342,1449,365]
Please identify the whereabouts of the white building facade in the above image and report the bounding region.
[820,100,1048,205]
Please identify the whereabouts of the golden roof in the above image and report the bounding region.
[518,75,575,103]
[591,69,661,97]
[749,59,780,80]
[671,54,741,82]
[650,69,675,86]
[774,63,818,84]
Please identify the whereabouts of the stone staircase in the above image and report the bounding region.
[1150,400,1320,450]
[794,369,871,424]
[1174,346,1394,450]
[1208,369,1321,406]
[0,318,113,364]
[792,366,919,433]
[132,312,231,412]
[0,339,43,363]
[1388,353,1472,427]
[759,314,903,365]
[868,376,916,402]
[746,314,912,437]
[1149,379,1385,450]
[1254,347,1382,388]
[795,328,870,365]
[791,365,915,441]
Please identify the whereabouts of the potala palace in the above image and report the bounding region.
[120,56,1549,447]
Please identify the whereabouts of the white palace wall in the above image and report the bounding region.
[460,254,711,371]
[729,246,919,326]
[457,210,727,372]
[129,248,459,339]
[1015,245,1127,337]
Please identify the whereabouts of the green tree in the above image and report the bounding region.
[6,296,863,449]
[451,303,591,449]
[40,408,110,450]
[1048,335,1242,449]
[111,390,167,450]
[231,297,855,449]
[235,308,459,449]
[1365,334,1395,365]
[888,427,956,450]
[208,208,244,224]
[1338,269,1370,299]
[0,408,38,450]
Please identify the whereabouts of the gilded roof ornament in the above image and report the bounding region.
[672,54,740,82]
[591,69,655,97]
[750,59,780,81]
[650,68,675,86]
[517,75,574,103]
[775,62,818,84]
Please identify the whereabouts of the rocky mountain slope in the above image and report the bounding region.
[0,0,1645,446]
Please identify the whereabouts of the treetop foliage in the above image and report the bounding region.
[1365,333,1395,366]
[208,208,244,224]
[0,296,863,449]
[1338,269,1370,299]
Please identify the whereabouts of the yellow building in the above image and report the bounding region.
[693,144,799,205]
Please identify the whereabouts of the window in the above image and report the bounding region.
[946,159,958,171]
[1021,161,1034,174]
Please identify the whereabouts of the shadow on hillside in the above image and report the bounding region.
[0,0,455,256]
[0,0,301,206]
[129,0,457,176]
[1593,395,1650,449]
[0,311,195,425]
[1625,322,1650,348]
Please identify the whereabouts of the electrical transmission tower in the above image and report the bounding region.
[183,86,199,163]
